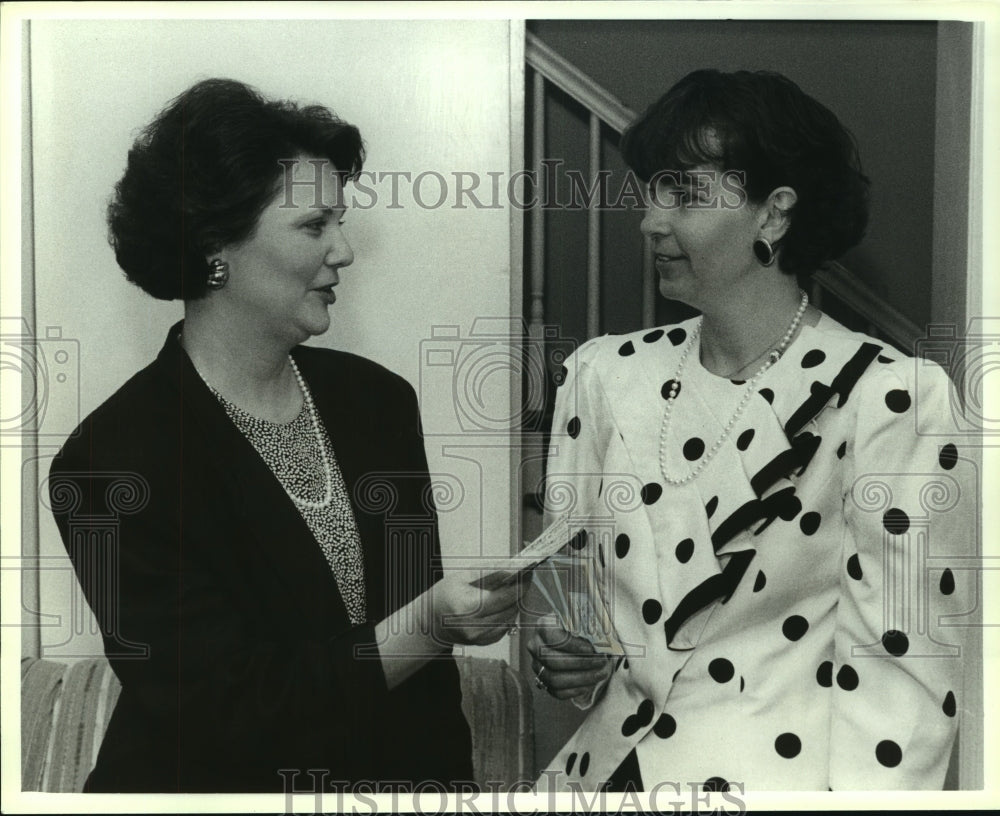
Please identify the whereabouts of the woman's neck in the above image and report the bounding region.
[697,277,819,379]
[180,304,302,423]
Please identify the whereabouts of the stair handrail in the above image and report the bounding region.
[525,31,636,134]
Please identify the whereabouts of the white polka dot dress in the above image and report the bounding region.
[213,386,368,626]
[537,313,973,791]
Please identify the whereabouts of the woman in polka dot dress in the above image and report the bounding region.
[528,69,974,792]
[47,79,519,792]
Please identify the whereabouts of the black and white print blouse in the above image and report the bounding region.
[537,312,973,792]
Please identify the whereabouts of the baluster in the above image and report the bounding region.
[587,112,601,339]
[526,70,547,413]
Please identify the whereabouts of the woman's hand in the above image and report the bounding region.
[430,570,522,647]
[527,614,614,701]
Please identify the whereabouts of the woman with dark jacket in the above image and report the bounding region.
[48,78,518,793]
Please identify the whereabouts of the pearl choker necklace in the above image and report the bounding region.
[658,290,809,486]
[195,354,334,510]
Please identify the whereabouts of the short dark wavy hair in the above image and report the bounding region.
[108,78,364,300]
[620,69,870,276]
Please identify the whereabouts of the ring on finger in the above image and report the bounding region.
[534,665,547,690]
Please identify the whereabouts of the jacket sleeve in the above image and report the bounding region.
[45,368,422,790]
[542,339,617,709]
[830,358,974,790]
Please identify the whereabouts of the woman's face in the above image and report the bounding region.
[215,155,353,346]
[640,163,764,311]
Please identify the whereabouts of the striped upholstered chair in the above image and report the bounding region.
[21,655,533,792]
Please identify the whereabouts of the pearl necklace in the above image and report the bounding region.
[286,356,334,509]
[196,353,334,510]
[658,290,809,486]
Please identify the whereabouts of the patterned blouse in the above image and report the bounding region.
[537,313,974,791]
[213,386,367,626]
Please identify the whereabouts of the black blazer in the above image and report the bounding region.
[48,324,473,792]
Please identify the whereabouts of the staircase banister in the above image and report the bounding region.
[814,261,923,353]
[525,31,636,134]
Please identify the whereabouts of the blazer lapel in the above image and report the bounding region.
[293,347,388,622]
[156,325,354,632]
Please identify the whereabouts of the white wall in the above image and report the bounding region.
[29,19,517,661]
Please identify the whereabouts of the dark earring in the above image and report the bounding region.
[752,238,775,267]
[206,259,230,290]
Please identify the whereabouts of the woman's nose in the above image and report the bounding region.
[640,204,667,238]
[326,231,354,269]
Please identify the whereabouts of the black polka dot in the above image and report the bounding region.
[801,349,826,368]
[940,568,955,595]
[739,676,745,692]
[636,699,654,726]
[885,389,911,413]
[643,329,664,343]
[579,752,590,776]
[878,355,895,363]
[847,553,863,580]
[882,630,909,657]
[836,441,847,459]
[660,379,682,400]
[730,379,746,386]
[568,529,588,550]
[939,443,958,470]
[816,661,833,687]
[565,752,577,775]
[621,716,639,737]
[653,713,676,738]
[736,428,755,450]
[782,615,809,641]
[618,341,635,357]
[567,416,581,438]
[753,570,766,592]
[883,508,910,534]
[836,664,859,691]
[642,599,663,624]
[683,437,705,461]
[943,691,956,717]
[778,494,802,521]
[876,740,902,768]
[708,658,735,683]
[775,732,801,758]
[799,512,821,535]
[667,328,687,346]
[759,388,774,404]
[706,496,719,518]
[598,544,605,568]
[641,483,663,505]
[702,777,730,793]
[615,534,630,559]
[623,658,629,670]
[556,365,568,386]
[675,538,694,563]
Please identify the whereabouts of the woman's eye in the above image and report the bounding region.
[305,220,325,232]
[338,219,346,227]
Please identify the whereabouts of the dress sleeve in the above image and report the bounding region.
[830,358,974,790]
[544,339,615,529]
[543,339,617,709]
